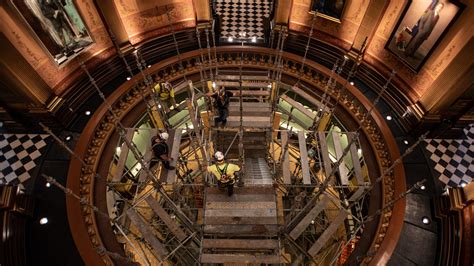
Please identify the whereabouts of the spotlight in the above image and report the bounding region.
[45,182,51,188]
[65,135,72,141]
[357,148,362,154]
[240,32,246,37]
[84,110,91,116]
[126,77,131,81]
[158,104,162,109]
[461,182,467,188]
[251,36,257,43]
[267,84,272,88]
[227,37,233,42]
[350,81,354,86]
[116,146,121,154]
[212,81,216,88]
[403,140,409,145]
[311,220,315,224]
[386,115,392,121]
[39,217,48,225]
[420,185,426,190]
[148,65,151,68]
[421,217,430,225]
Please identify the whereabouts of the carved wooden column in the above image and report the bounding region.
[193,0,211,23]
[0,33,51,106]
[275,0,293,25]
[351,0,389,52]
[419,38,473,114]
[93,0,129,46]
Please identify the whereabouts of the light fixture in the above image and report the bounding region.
[65,135,72,141]
[227,37,233,42]
[461,182,467,188]
[116,146,121,154]
[158,104,162,109]
[386,115,392,121]
[45,182,51,188]
[422,217,430,225]
[251,36,257,43]
[84,110,91,116]
[126,77,131,81]
[357,148,362,154]
[349,81,354,86]
[420,185,426,190]
[0,121,3,128]
[311,220,315,224]
[212,81,216,88]
[267,84,272,88]
[148,65,151,68]
[240,32,246,37]
[343,55,349,60]
[403,140,409,145]
[39,217,48,225]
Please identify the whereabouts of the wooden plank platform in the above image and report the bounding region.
[289,195,330,240]
[200,254,283,264]
[308,209,347,256]
[291,86,322,108]
[348,132,366,201]
[216,75,269,81]
[205,208,277,218]
[203,224,278,235]
[298,131,311,185]
[202,239,279,249]
[145,196,187,241]
[281,131,291,184]
[126,209,167,258]
[206,201,276,209]
[138,129,157,182]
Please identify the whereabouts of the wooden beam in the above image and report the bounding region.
[166,129,182,183]
[280,94,316,119]
[289,195,330,240]
[281,131,291,184]
[215,75,269,81]
[298,131,311,185]
[112,128,135,183]
[308,209,346,256]
[348,132,366,201]
[200,254,283,264]
[318,132,332,180]
[138,128,157,183]
[145,196,187,241]
[126,208,167,258]
[332,132,349,185]
[291,86,322,108]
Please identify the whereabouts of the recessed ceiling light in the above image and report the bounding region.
[403,140,409,145]
[148,65,151,68]
[45,182,51,188]
[420,185,426,190]
[350,81,354,85]
[39,217,48,225]
[386,115,392,121]
[228,37,233,42]
[422,217,430,225]
[84,110,91,116]
[126,77,131,81]
[251,36,257,43]
[65,135,72,141]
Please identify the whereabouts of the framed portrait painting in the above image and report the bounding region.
[386,0,464,71]
[310,0,347,23]
[10,0,94,66]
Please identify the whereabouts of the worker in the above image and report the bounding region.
[151,132,175,170]
[207,87,234,127]
[207,151,241,196]
[153,78,177,112]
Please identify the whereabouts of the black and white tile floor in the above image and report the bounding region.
[0,134,49,186]
[425,124,474,187]
[215,0,271,41]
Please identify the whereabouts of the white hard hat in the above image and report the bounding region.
[159,132,169,141]
[215,151,224,161]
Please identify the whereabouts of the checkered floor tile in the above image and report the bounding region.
[425,124,473,187]
[215,0,271,41]
[0,134,49,185]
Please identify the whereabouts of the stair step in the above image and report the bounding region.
[202,239,279,249]
[243,179,273,185]
[200,254,283,264]
[205,216,278,225]
[205,208,277,218]
[203,224,278,235]
[206,201,276,209]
